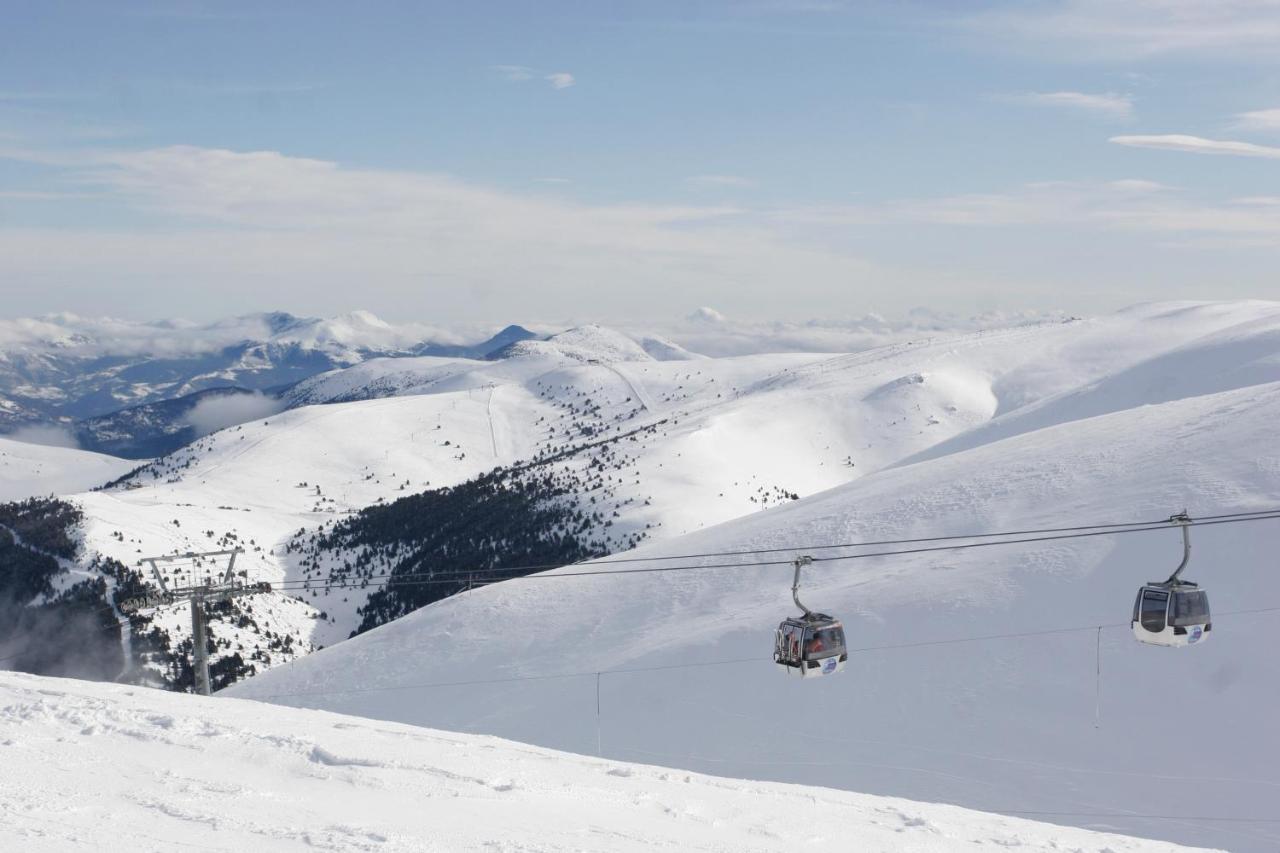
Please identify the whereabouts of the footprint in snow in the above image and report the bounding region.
[309,745,385,768]
[895,811,936,833]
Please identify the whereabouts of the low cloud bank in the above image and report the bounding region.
[621,306,1070,358]
[182,392,286,437]
[7,425,80,449]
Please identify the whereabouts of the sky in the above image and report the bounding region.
[2,0,1280,325]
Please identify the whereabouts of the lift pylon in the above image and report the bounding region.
[119,548,271,696]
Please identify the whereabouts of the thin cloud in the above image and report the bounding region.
[1107,178,1170,192]
[492,65,534,82]
[182,391,285,437]
[493,66,574,89]
[1233,108,1280,133]
[686,175,754,187]
[968,0,1280,59]
[0,144,878,321]
[628,308,1070,358]
[742,0,847,12]
[121,5,285,21]
[7,425,79,449]
[160,81,321,97]
[0,145,99,167]
[1157,235,1280,250]
[1110,134,1280,160]
[767,179,1280,237]
[1000,91,1133,119]
[0,190,95,201]
[0,91,82,102]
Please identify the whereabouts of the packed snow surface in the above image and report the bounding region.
[0,672,1214,853]
[0,436,135,502]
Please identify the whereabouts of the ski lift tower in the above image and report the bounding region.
[119,548,272,696]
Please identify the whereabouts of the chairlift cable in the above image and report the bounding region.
[278,506,1280,588]
[264,509,1280,592]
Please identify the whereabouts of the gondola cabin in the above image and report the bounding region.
[1131,581,1211,647]
[775,615,847,677]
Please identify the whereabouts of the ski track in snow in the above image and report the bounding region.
[485,384,500,458]
[603,362,655,413]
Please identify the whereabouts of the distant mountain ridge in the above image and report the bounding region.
[0,312,539,456]
[0,310,721,459]
[420,324,537,359]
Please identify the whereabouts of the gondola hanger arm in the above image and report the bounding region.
[791,555,815,618]
[1165,511,1192,585]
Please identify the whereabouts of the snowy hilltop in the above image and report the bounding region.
[0,436,136,503]
[0,671,1217,853]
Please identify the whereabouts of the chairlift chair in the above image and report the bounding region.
[1131,513,1212,647]
[774,556,848,677]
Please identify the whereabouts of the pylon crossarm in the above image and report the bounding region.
[125,549,266,697]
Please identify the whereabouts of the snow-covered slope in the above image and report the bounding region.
[230,313,1280,852]
[75,386,545,658]
[0,671,1213,853]
[53,303,1280,678]
[906,302,1280,465]
[283,352,555,406]
[634,332,705,361]
[0,436,135,502]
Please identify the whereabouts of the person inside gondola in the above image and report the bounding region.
[806,633,825,655]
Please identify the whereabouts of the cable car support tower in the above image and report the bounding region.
[118,549,271,696]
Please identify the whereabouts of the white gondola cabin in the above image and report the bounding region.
[1131,513,1211,647]
[774,556,848,677]
[1132,581,1211,647]
[775,614,847,677]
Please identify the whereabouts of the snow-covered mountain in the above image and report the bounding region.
[51,304,1280,675]
[494,324,658,363]
[283,324,705,407]
[6,301,1280,850]
[0,671,1215,853]
[216,301,1280,853]
[0,312,537,454]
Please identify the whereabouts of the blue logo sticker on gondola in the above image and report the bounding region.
[823,658,838,673]
[1189,626,1202,643]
